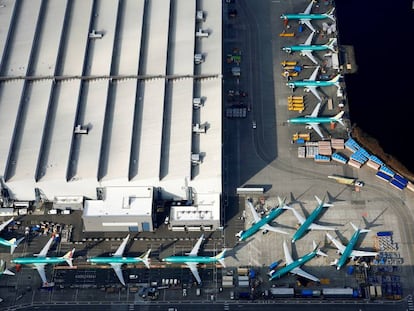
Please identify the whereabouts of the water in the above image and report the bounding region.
[335,0,414,173]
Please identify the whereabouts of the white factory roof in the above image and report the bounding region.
[0,0,222,203]
[83,186,153,217]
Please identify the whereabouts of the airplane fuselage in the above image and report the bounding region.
[12,257,66,265]
[269,251,317,281]
[288,45,329,52]
[281,14,329,20]
[336,231,361,269]
[288,116,337,124]
[239,207,285,241]
[292,205,324,242]
[288,80,335,88]
[162,256,217,264]
[88,257,143,264]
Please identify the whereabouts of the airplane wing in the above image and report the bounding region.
[326,233,346,253]
[110,263,126,286]
[307,86,322,102]
[186,262,202,284]
[300,19,316,32]
[302,20,316,32]
[114,234,130,257]
[303,31,315,45]
[0,218,13,232]
[247,200,261,223]
[308,66,320,81]
[308,123,324,139]
[34,263,48,284]
[350,250,378,258]
[291,266,320,282]
[37,237,55,257]
[308,223,336,231]
[283,240,294,265]
[262,223,288,235]
[303,51,318,65]
[309,102,321,117]
[189,235,204,256]
[303,1,313,14]
[288,208,306,225]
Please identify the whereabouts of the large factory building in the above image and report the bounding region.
[0,0,222,232]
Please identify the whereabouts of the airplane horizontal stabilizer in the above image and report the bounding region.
[139,249,151,269]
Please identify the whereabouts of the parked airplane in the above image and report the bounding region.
[12,236,75,287]
[285,195,336,243]
[0,259,14,276]
[282,31,337,64]
[269,240,327,282]
[161,234,226,284]
[280,1,335,32]
[287,102,344,139]
[87,234,151,286]
[236,197,289,242]
[0,217,24,254]
[286,66,341,102]
[327,222,379,270]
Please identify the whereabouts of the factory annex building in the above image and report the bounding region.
[0,0,222,232]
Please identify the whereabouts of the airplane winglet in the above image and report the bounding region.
[139,249,151,269]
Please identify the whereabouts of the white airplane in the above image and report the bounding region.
[286,66,341,102]
[269,240,327,282]
[287,102,345,139]
[281,1,336,33]
[236,197,290,242]
[0,217,24,254]
[12,236,75,287]
[327,222,379,270]
[284,195,336,243]
[87,234,151,286]
[162,234,227,284]
[282,31,337,65]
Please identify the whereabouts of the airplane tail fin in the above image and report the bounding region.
[9,237,25,254]
[327,38,337,52]
[139,249,151,269]
[215,249,227,268]
[312,241,328,257]
[0,259,15,276]
[332,111,345,126]
[63,248,75,267]
[326,7,336,21]
[350,222,370,234]
[328,74,341,85]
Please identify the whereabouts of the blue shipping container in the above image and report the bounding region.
[390,179,405,190]
[301,289,313,297]
[394,174,408,186]
[347,266,355,275]
[269,261,279,270]
[377,231,392,237]
[376,171,392,182]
